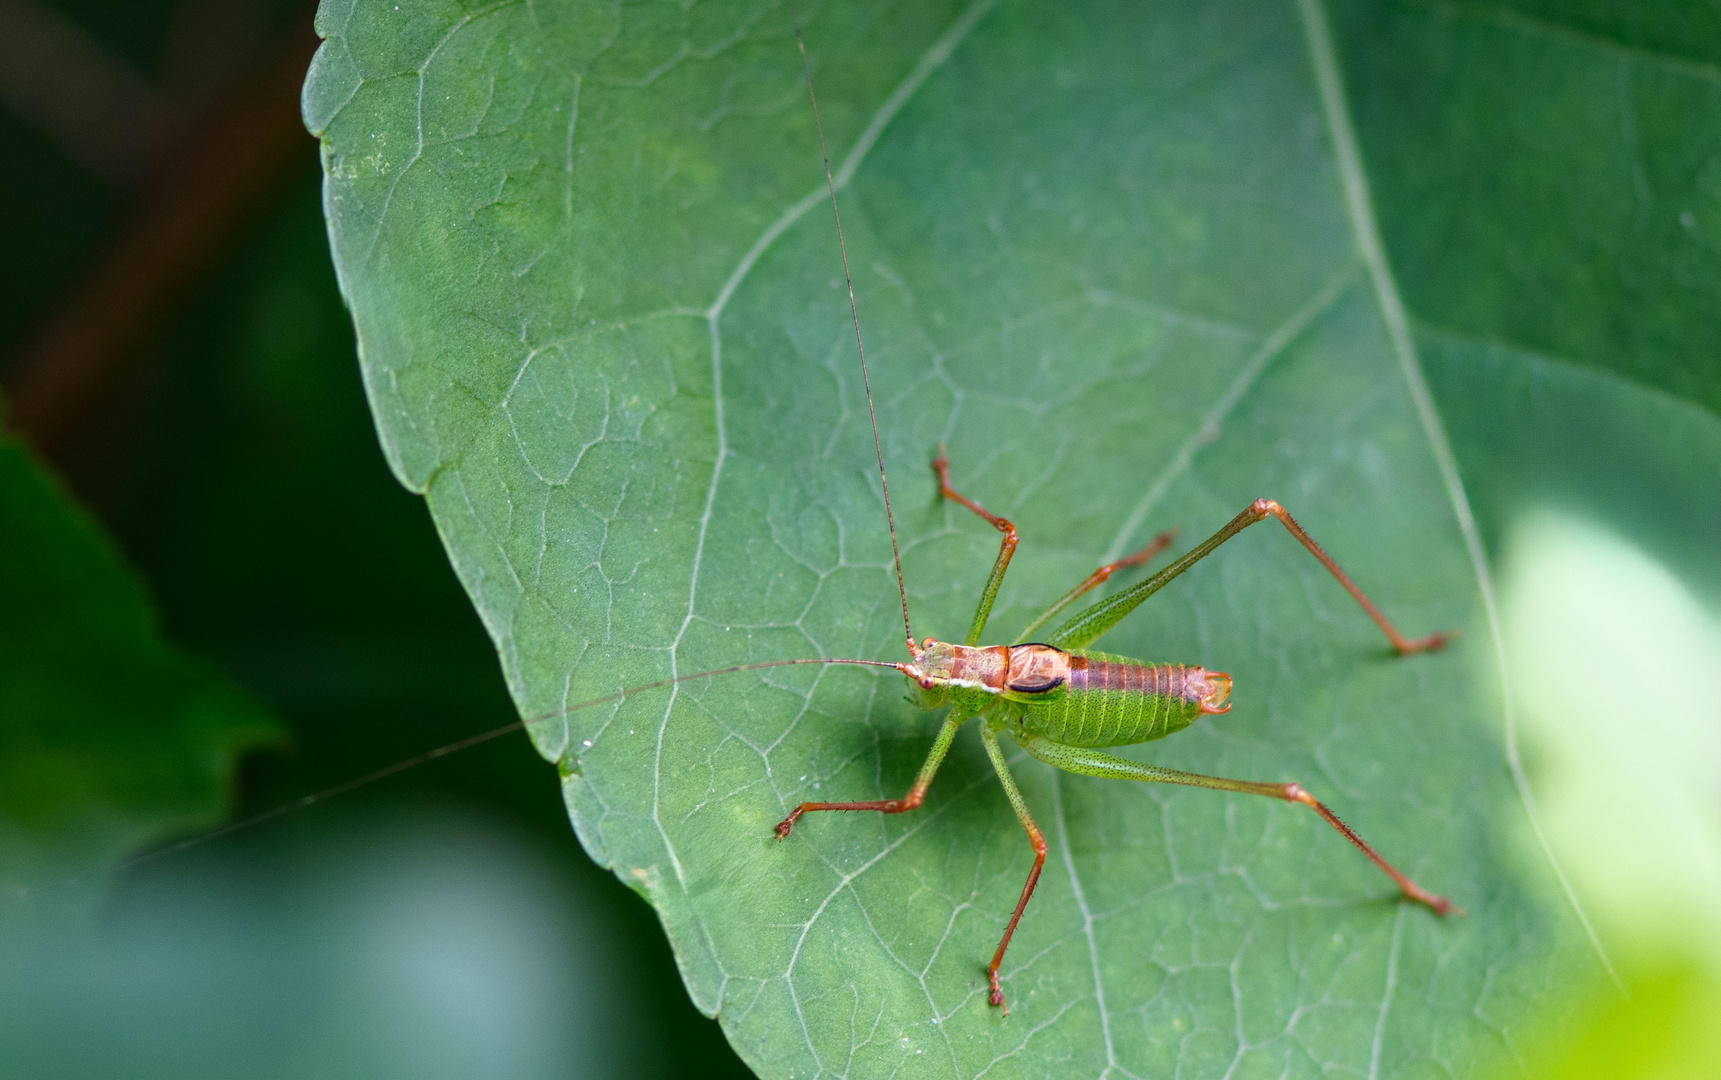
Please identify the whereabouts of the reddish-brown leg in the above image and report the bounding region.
[933,446,1021,647]
[774,712,965,839]
[1072,530,1178,594]
[1251,499,1450,654]
[774,792,923,839]
[933,445,1016,540]
[1050,498,1454,655]
[1014,529,1180,643]
[1283,782,1460,914]
[978,722,1047,1013]
[986,824,1046,1013]
[1018,734,1460,916]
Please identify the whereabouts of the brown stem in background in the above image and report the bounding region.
[0,0,181,180]
[2,19,320,459]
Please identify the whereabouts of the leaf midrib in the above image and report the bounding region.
[1299,0,1617,989]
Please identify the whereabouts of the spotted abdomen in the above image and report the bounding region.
[1019,651,1230,747]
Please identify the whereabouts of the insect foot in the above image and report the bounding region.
[1279,783,1462,916]
[1395,627,1458,655]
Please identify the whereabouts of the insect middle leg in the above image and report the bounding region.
[936,447,1177,647]
[773,710,969,839]
[1013,529,1179,643]
[1015,734,1456,915]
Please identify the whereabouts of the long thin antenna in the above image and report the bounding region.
[790,0,915,656]
[16,656,912,896]
[109,718,532,876]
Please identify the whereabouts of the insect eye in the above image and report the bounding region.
[919,676,937,690]
[922,637,937,650]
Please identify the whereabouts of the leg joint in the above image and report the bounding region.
[933,446,1016,538]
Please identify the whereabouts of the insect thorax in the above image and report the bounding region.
[904,640,1066,707]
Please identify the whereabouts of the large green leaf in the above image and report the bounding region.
[307,1,1604,1075]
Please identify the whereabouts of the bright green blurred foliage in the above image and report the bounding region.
[1504,515,1720,967]
[1518,963,1721,1080]
[1493,511,1721,1080]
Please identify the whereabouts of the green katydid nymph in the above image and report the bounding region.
[770,456,1456,1015]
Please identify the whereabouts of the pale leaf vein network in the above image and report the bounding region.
[644,0,1002,1038]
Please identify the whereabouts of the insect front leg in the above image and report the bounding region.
[933,447,1019,646]
[1047,499,1451,654]
[976,721,1046,1015]
[773,710,969,839]
[1014,733,1456,915]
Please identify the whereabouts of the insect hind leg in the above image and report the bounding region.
[1015,733,1457,915]
[1047,498,1453,654]
[1251,499,1449,654]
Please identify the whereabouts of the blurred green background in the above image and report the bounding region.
[1,1,1718,1077]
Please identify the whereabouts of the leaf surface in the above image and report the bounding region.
[308,0,1606,1074]
[1336,0,1721,417]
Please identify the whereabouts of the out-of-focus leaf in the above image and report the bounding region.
[0,431,277,913]
[307,0,1610,1075]
[1337,0,1721,417]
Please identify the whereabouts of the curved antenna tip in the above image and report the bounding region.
[790,1,915,647]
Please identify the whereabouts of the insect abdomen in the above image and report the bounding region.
[1022,652,1213,747]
